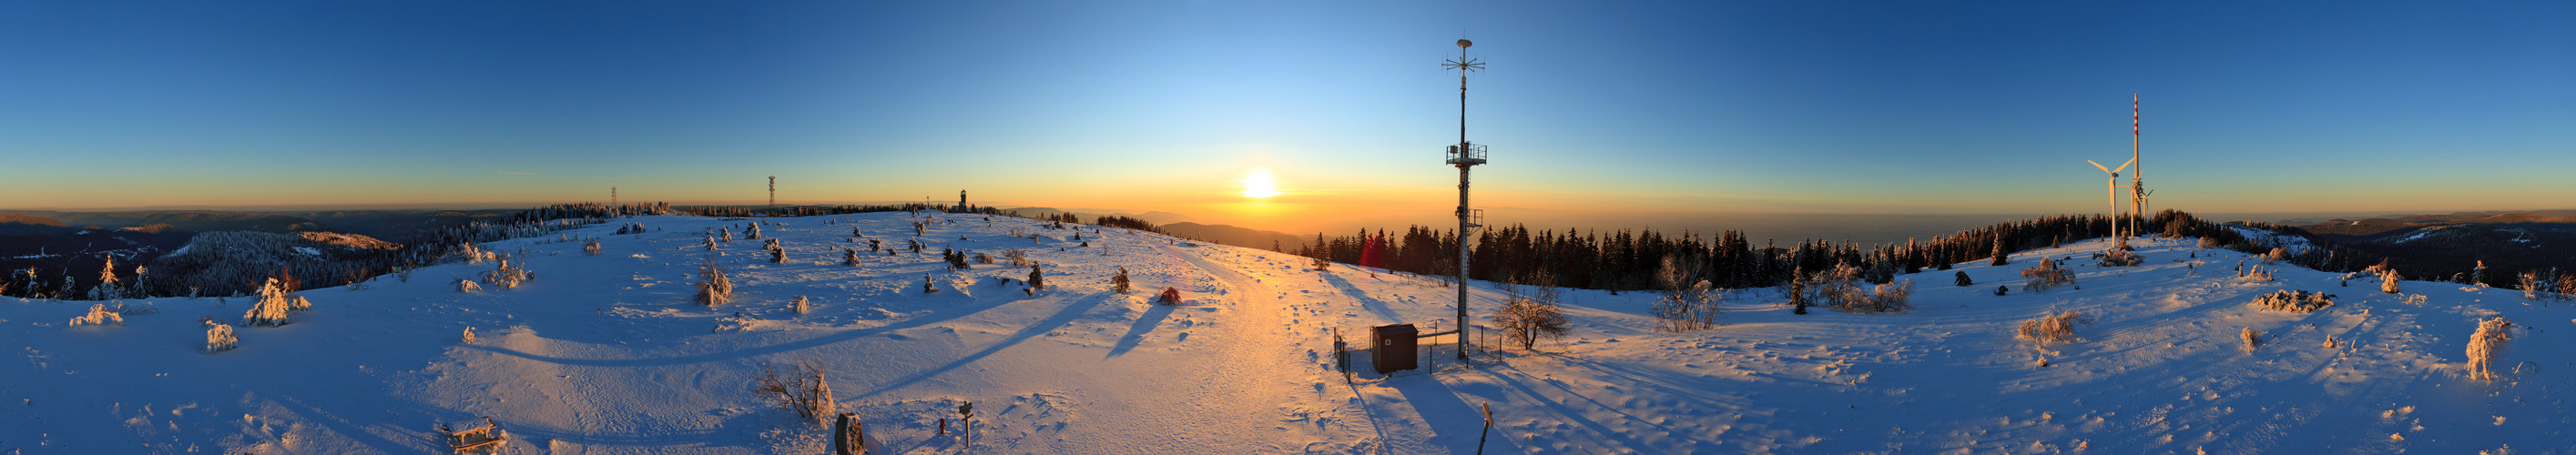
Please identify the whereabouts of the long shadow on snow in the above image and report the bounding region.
[852,290,1119,399]
[459,287,1070,368]
[1105,303,1176,359]
[1320,271,1407,323]
[1381,370,1497,453]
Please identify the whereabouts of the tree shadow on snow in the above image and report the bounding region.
[1105,303,1176,359]
[1320,271,1406,323]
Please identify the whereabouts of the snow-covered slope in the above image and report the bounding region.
[3,212,2569,453]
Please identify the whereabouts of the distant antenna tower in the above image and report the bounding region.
[611,187,617,206]
[1441,38,1488,362]
[768,176,777,214]
[2128,95,2148,238]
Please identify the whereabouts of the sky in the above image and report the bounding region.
[3,1,2570,239]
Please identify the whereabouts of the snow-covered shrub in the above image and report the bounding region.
[2197,236,2222,248]
[2263,248,2286,265]
[695,260,733,306]
[584,238,603,256]
[453,243,494,265]
[1654,280,1723,332]
[1860,279,1914,312]
[2520,270,2543,299]
[2378,269,2401,294]
[769,245,788,264]
[456,278,481,293]
[2017,309,2092,345]
[792,296,809,315]
[113,300,158,316]
[2098,248,2142,267]
[975,252,996,265]
[462,327,476,344]
[1003,248,1028,267]
[705,236,718,250]
[2251,290,2334,313]
[242,278,294,327]
[2467,317,2513,381]
[68,304,124,327]
[2239,264,2275,282]
[842,248,860,267]
[1311,256,1331,271]
[1990,238,2009,266]
[753,360,837,421]
[714,312,752,333]
[1492,291,1571,350]
[203,323,237,354]
[1953,271,1972,287]
[1157,287,1180,305]
[942,249,970,269]
[921,274,938,294]
[2241,328,2262,351]
[481,255,532,289]
[2021,259,2075,291]
[1025,265,1045,293]
[1111,267,1132,294]
[746,223,762,240]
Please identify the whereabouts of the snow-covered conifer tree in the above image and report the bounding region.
[2468,317,2513,381]
[242,278,294,327]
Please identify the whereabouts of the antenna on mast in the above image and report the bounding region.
[2129,95,2145,238]
[1441,38,1488,364]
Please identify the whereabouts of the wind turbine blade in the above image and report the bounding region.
[2113,157,2134,174]
[2089,160,2111,174]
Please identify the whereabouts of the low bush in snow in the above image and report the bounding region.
[792,296,810,315]
[1953,271,1972,287]
[2241,328,2263,351]
[1654,280,1723,332]
[462,327,476,344]
[842,248,861,267]
[1311,257,1331,271]
[2097,248,2141,267]
[2377,269,2401,294]
[584,238,603,256]
[2251,290,2335,313]
[1111,267,1133,294]
[2020,259,2075,292]
[2197,236,2222,249]
[481,255,533,289]
[753,360,838,421]
[2017,309,2092,345]
[2467,317,2513,381]
[1025,265,1045,294]
[1157,287,1180,305]
[455,278,481,293]
[204,323,237,354]
[68,304,125,327]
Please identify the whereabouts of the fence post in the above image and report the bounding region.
[1476,402,1492,455]
[832,412,864,454]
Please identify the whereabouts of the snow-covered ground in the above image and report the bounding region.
[3,212,2570,453]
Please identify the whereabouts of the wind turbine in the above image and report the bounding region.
[2089,157,2134,239]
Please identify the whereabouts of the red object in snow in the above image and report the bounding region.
[939,418,947,435]
[1158,287,1182,306]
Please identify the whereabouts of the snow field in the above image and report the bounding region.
[1,213,2571,453]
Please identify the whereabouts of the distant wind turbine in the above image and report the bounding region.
[2089,157,2134,238]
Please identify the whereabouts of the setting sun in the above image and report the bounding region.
[1241,168,1281,198]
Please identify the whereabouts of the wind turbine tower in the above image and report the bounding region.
[1441,38,1488,362]
[2089,157,2133,240]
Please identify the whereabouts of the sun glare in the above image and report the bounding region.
[1241,168,1282,198]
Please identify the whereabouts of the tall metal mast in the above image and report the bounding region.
[2128,95,2145,238]
[1441,38,1487,362]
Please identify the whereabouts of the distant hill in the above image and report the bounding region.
[2292,212,2576,285]
[0,214,70,235]
[1159,222,1308,252]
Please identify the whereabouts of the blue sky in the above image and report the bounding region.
[2,1,2568,236]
